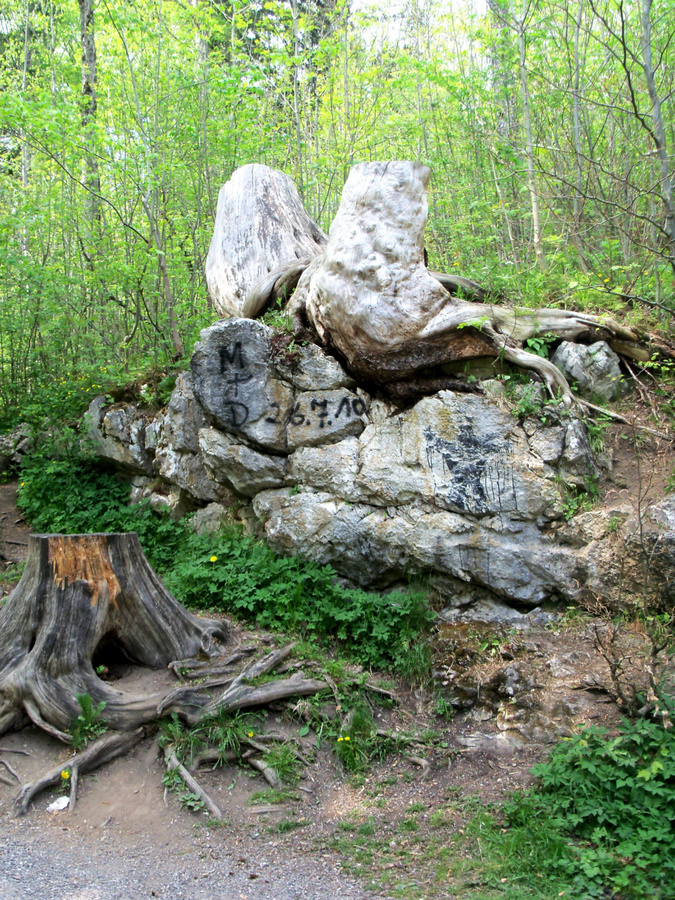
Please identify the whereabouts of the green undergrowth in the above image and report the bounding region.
[328,709,675,899]
[16,435,432,673]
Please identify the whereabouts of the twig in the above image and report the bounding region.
[68,764,79,813]
[576,398,673,441]
[189,748,237,771]
[0,758,19,781]
[406,756,430,778]
[363,681,399,703]
[163,747,223,820]
[247,757,280,787]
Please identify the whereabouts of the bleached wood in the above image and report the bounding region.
[205,164,326,318]
[287,161,644,404]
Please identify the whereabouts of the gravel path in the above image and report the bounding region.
[0,816,372,900]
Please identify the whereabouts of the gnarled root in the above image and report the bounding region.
[14,728,145,816]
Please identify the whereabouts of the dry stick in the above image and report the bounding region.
[406,756,431,778]
[0,758,19,781]
[0,747,31,756]
[14,728,145,816]
[623,360,661,420]
[0,774,14,786]
[576,397,674,441]
[68,764,79,813]
[189,748,237,771]
[363,681,399,702]
[182,666,239,682]
[163,747,223,820]
[247,757,280,787]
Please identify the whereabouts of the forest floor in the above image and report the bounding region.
[0,480,636,900]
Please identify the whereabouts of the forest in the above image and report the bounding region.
[1,0,674,426]
[1,2,675,898]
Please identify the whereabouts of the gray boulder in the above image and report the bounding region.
[190,318,367,453]
[551,341,622,401]
[0,424,32,474]
[86,397,154,474]
[154,373,232,503]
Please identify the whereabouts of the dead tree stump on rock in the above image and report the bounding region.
[0,533,227,742]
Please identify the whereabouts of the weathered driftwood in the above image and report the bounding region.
[0,533,227,740]
[284,161,647,405]
[205,164,326,319]
[163,746,223,820]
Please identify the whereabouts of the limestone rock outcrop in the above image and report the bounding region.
[87,318,675,614]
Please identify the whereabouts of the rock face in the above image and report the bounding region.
[204,164,326,319]
[0,424,32,475]
[87,318,675,614]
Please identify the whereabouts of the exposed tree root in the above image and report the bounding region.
[14,728,145,816]
[159,643,327,725]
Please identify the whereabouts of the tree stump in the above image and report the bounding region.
[0,533,227,741]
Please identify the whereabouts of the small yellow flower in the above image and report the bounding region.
[20,482,24,486]
[248,732,254,737]
[61,770,70,780]
[604,278,610,283]
[209,555,218,562]
[337,737,344,742]
[344,736,350,741]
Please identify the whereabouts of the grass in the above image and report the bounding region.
[328,799,572,900]
[248,788,298,805]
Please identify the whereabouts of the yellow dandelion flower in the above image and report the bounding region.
[337,737,344,742]
[248,732,254,737]
[344,736,350,741]
[210,555,218,562]
[61,770,70,780]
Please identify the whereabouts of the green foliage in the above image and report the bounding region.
[559,475,601,521]
[166,527,433,673]
[502,712,675,898]
[274,817,310,833]
[248,788,297,805]
[586,415,611,455]
[159,709,260,767]
[524,333,557,359]
[262,744,301,785]
[18,437,432,673]
[69,693,107,751]
[161,768,205,814]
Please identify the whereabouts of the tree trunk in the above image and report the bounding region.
[0,533,227,742]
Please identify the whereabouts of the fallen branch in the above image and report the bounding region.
[163,747,223,820]
[68,764,79,813]
[406,755,430,778]
[577,398,673,441]
[247,757,280,787]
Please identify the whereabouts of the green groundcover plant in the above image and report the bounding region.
[501,710,675,899]
[17,434,431,673]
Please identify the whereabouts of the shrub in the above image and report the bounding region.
[503,710,675,898]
